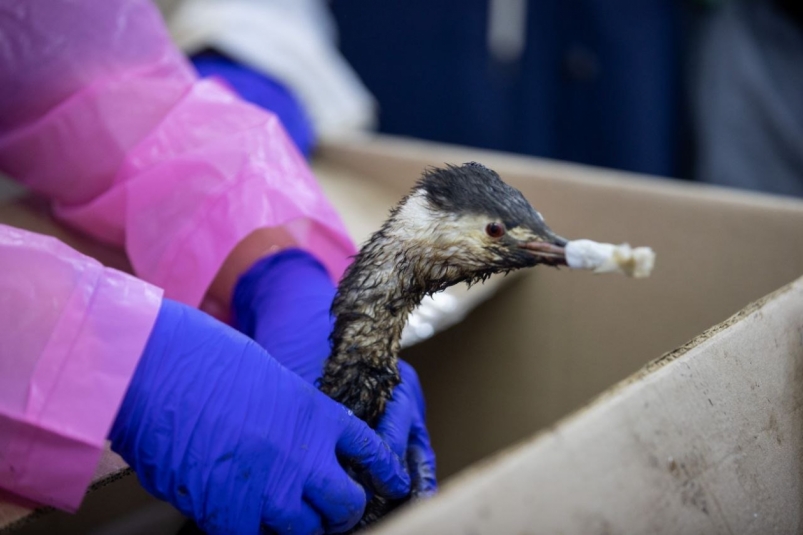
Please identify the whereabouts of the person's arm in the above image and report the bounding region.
[191,50,316,157]
[0,0,355,315]
[0,225,162,511]
[0,226,411,531]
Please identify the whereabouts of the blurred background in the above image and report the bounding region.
[158,0,803,198]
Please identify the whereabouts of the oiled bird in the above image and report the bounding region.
[318,162,568,528]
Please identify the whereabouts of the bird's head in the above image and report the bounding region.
[385,162,567,292]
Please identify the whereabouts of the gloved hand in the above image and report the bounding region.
[233,249,437,497]
[375,361,437,498]
[192,50,315,157]
[109,298,410,535]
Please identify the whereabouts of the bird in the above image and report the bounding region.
[317,161,568,528]
[178,162,569,535]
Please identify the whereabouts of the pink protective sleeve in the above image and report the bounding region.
[0,225,163,511]
[0,0,356,308]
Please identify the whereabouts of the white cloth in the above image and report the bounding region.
[161,0,377,139]
[565,239,655,278]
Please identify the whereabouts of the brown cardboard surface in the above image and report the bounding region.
[3,134,803,532]
[371,277,803,534]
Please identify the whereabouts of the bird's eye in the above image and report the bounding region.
[486,222,506,238]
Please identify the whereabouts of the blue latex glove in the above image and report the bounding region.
[191,50,315,157]
[110,299,410,535]
[233,249,437,498]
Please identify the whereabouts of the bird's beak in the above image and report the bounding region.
[520,233,568,266]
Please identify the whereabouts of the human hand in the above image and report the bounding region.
[375,361,437,498]
[109,298,410,534]
[233,249,437,497]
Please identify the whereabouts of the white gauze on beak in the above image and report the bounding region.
[565,239,655,278]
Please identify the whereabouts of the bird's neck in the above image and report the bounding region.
[319,233,428,426]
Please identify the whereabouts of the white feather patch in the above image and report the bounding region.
[394,191,488,252]
[394,191,439,233]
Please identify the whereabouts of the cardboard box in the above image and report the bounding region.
[2,135,803,533]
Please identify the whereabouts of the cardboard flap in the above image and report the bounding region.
[373,277,803,534]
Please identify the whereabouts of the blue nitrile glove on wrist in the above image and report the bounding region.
[233,249,437,498]
[109,298,410,535]
[192,50,315,157]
